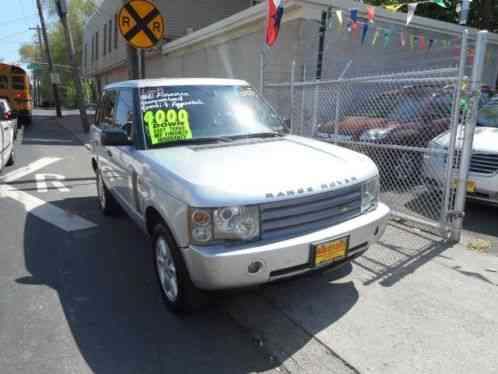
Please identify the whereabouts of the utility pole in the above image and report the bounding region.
[35,0,62,118]
[122,0,140,79]
[55,0,90,133]
[35,26,43,106]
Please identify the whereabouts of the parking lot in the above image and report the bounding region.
[0,112,496,374]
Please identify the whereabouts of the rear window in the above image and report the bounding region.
[12,76,25,90]
[11,66,25,74]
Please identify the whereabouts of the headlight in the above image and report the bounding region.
[428,141,447,165]
[361,177,379,213]
[360,128,394,142]
[190,206,260,245]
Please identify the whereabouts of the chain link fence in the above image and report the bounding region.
[262,21,490,240]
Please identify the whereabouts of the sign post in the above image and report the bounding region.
[118,0,165,79]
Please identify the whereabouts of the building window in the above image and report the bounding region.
[96,31,99,61]
[108,19,112,53]
[103,23,107,56]
[114,14,118,50]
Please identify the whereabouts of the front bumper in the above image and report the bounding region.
[423,156,498,205]
[183,203,390,290]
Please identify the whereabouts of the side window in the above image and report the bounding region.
[115,89,136,140]
[97,90,117,128]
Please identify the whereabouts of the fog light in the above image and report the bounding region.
[248,261,264,274]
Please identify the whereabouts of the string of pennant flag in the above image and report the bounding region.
[384,0,447,25]
[263,0,496,66]
[328,6,497,65]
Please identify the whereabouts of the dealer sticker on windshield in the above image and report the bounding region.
[140,87,205,145]
[143,108,193,145]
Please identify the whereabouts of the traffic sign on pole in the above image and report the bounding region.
[118,0,165,49]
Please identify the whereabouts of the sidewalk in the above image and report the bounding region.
[227,223,498,374]
[56,115,92,149]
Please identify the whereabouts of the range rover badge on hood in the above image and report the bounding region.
[265,177,357,199]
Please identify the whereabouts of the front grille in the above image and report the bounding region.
[470,153,498,175]
[260,185,362,241]
[448,153,498,175]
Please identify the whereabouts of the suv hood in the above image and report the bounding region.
[141,136,378,206]
[433,126,498,154]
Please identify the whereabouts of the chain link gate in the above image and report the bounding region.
[261,29,489,242]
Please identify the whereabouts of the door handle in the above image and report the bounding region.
[107,150,113,157]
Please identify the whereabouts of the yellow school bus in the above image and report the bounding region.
[0,63,32,125]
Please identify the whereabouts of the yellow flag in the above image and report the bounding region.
[385,4,404,12]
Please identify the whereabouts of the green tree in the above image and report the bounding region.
[19,0,95,107]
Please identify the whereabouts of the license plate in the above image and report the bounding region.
[313,237,348,266]
[467,180,476,193]
[452,179,476,193]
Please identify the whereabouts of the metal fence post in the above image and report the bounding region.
[259,53,264,96]
[440,30,468,236]
[450,30,488,243]
[290,60,296,134]
[312,84,320,135]
[300,65,306,136]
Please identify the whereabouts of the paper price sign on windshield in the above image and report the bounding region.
[143,109,193,145]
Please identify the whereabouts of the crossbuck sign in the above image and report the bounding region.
[118,0,165,49]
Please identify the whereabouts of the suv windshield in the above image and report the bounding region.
[478,100,498,128]
[12,76,25,90]
[139,85,284,148]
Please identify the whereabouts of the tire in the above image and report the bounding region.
[6,148,14,166]
[96,170,120,215]
[153,223,206,313]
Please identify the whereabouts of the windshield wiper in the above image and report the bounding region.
[158,136,233,147]
[231,132,284,140]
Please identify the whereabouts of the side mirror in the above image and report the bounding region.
[101,129,132,146]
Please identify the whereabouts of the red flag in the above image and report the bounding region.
[419,35,426,49]
[266,0,285,46]
[367,6,375,23]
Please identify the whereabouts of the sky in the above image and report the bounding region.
[0,0,42,66]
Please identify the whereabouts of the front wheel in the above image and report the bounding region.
[6,148,15,166]
[153,224,206,313]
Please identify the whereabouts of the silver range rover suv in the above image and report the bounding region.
[90,78,390,313]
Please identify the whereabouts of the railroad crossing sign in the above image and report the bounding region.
[118,0,165,49]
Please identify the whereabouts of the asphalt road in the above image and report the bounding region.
[0,116,281,374]
[1,112,498,374]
